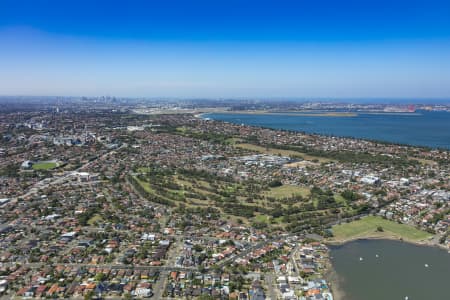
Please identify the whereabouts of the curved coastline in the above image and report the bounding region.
[197,110,423,117]
[201,111,450,150]
[326,234,446,251]
[203,110,359,117]
[324,262,346,300]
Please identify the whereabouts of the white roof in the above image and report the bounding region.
[61,231,76,238]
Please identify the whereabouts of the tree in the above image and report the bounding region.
[193,244,203,252]
[268,180,282,188]
[84,291,94,300]
[94,272,106,282]
[341,189,359,202]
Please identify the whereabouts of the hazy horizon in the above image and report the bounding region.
[1,95,450,105]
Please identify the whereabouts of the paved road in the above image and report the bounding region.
[265,273,279,300]
[0,261,195,272]
[290,244,301,276]
[153,236,183,299]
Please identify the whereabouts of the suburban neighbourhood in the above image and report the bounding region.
[0,101,449,299]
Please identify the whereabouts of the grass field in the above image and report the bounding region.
[133,176,154,193]
[254,214,270,223]
[411,157,438,166]
[32,161,58,170]
[265,185,310,199]
[87,214,104,226]
[331,216,432,242]
[235,143,333,163]
[226,137,244,144]
[333,194,347,205]
[137,167,151,173]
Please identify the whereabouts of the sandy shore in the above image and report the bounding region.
[324,263,347,300]
[326,233,448,251]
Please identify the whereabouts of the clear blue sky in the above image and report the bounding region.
[1,0,450,98]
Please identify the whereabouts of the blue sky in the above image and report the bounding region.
[1,0,450,98]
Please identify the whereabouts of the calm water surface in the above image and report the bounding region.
[204,111,450,149]
[329,239,450,300]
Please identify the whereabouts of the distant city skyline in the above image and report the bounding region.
[1,0,450,98]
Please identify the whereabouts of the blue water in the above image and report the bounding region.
[329,239,450,300]
[204,110,450,149]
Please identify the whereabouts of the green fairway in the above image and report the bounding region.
[265,185,310,199]
[87,214,104,226]
[133,176,154,193]
[331,216,432,242]
[333,194,347,205]
[254,214,270,223]
[32,161,58,170]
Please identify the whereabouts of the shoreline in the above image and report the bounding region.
[199,110,359,117]
[196,111,448,150]
[324,261,346,300]
[198,110,423,117]
[325,233,449,252]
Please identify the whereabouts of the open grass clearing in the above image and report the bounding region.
[133,176,154,193]
[174,175,213,190]
[331,216,432,243]
[226,137,244,144]
[254,214,270,223]
[87,214,104,226]
[137,167,151,173]
[32,161,58,170]
[333,194,347,205]
[411,157,438,166]
[265,185,310,199]
[176,126,188,133]
[173,176,193,188]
